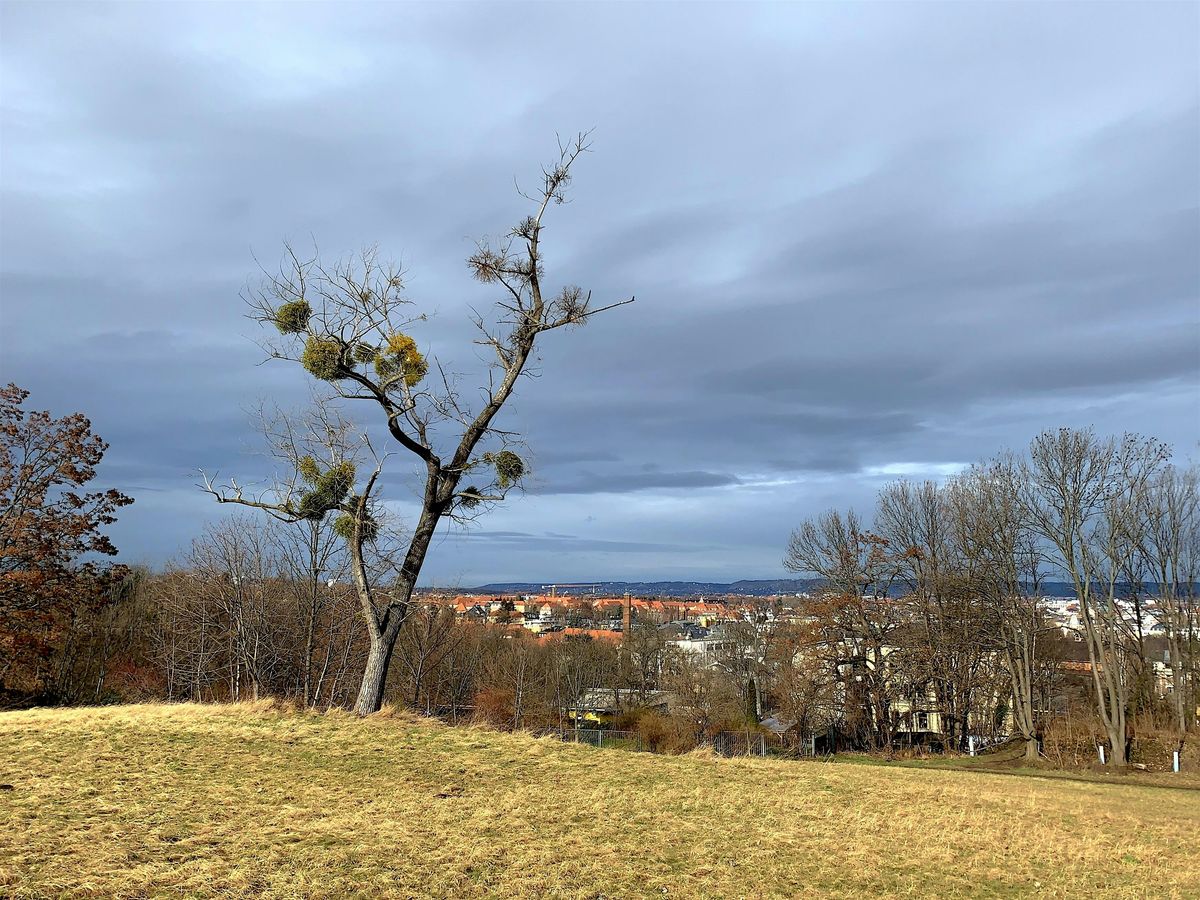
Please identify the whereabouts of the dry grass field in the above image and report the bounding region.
[1,703,1198,899]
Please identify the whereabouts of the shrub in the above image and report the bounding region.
[636,711,698,754]
[473,687,517,729]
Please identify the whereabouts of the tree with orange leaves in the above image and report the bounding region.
[0,384,133,692]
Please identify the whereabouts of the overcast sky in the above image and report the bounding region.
[2,2,1198,585]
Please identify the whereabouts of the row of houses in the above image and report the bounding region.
[424,592,747,626]
[1042,595,1175,641]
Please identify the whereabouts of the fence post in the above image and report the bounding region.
[598,731,603,749]
[1174,750,1181,773]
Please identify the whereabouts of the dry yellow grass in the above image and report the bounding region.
[1,703,1197,899]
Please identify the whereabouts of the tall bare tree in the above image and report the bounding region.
[948,459,1047,761]
[876,479,990,751]
[1022,428,1169,766]
[393,603,462,713]
[784,509,904,749]
[1137,463,1199,735]
[553,633,618,732]
[205,136,632,713]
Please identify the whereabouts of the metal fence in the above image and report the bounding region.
[771,732,821,758]
[546,727,815,758]
[561,728,645,751]
[708,730,768,757]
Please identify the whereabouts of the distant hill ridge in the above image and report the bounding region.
[425,579,1086,598]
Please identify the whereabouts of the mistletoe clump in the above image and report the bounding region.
[296,491,329,521]
[353,342,378,365]
[297,455,321,484]
[374,332,428,389]
[301,336,349,382]
[490,450,526,488]
[323,461,356,499]
[273,299,312,334]
[295,460,356,521]
[457,486,483,509]
[334,496,379,543]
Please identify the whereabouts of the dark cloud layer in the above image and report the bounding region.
[2,2,1197,582]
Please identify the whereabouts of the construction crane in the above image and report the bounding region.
[541,583,602,599]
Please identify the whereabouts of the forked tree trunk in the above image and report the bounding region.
[1106,717,1129,767]
[1024,736,1040,763]
[1004,624,1041,763]
[354,630,398,715]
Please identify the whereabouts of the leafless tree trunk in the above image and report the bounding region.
[1137,463,1199,736]
[1022,428,1168,766]
[949,459,1047,762]
[204,136,632,715]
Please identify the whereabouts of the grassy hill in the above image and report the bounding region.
[1,704,1197,898]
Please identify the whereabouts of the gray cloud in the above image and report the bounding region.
[532,470,743,496]
[447,530,715,555]
[2,1,1197,584]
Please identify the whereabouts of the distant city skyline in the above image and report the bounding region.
[2,2,1197,583]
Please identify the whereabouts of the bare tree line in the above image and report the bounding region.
[785,427,1198,766]
[31,510,769,756]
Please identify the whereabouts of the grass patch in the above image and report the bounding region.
[833,744,1200,791]
[1,703,1198,898]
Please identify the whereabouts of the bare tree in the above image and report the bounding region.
[948,459,1047,761]
[237,402,361,709]
[1022,428,1169,766]
[150,519,280,701]
[394,603,463,713]
[205,136,631,714]
[660,651,747,743]
[785,509,897,598]
[271,516,349,706]
[876,479,990,752]
[201,395,400,704]
[765,622,837,747]
[188,517,286,701]
[553,633,618,732]
[621,623,668,703]
[784,509,904,749]
[1137,463,1199,735]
